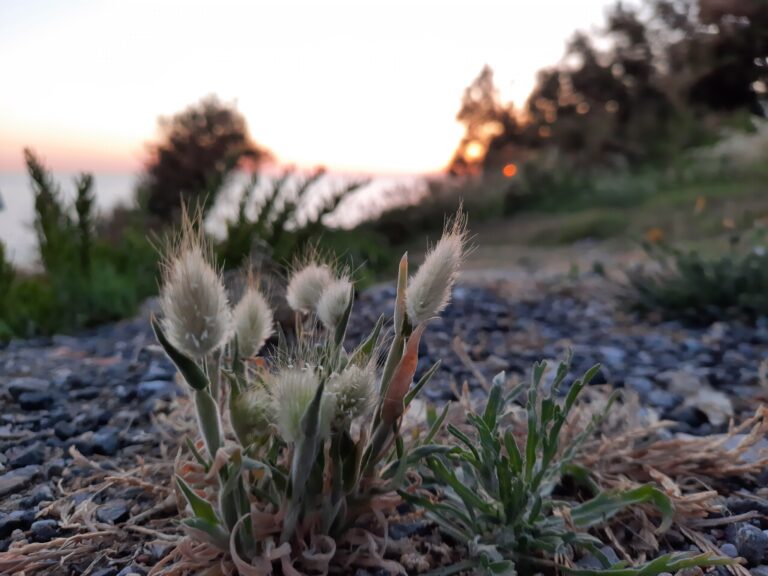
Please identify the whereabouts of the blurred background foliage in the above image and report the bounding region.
[1,0,767,340]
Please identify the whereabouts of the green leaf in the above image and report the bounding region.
[334,285,355,348]
[423,402,451,445]
[185,436,210,471]
[427,456,494,517]
[563,552,732,576]
[404,359,441,407]
[176,474,219,525]
[483,372,506,430]
[151,315,209,391]
[570,484,674,533]
[195,388,223,459]
[180,517,229,550]
[348,313,384,366]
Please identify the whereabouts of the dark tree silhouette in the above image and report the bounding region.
[448,0,768,175]
[140,96,271,222]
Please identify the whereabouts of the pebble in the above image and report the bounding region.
[137,380,177,401]
[19,483,54,508]
[7,377,50,399]
[720,542,739,557]
[727,523,768,566]
[96,499,130,524]
[116,565,148,576]
[0,509,35,539]
[7,441,46,468]
[18,391,54,410]
[30,518,58,542]
[0,465,41,497]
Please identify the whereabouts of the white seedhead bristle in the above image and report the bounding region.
[269,368,334,443]
[232,385,272,445]
[406,210,468,325]
[233,288,274,357]
[328,365,376,426]
[160,245,232,358]
[316,277,353,331]
[286,263,334,314]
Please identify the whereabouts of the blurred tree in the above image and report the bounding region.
[448,0,767,175]
[139,95,271,222]
[448,66,533,175]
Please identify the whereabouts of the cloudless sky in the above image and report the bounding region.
[0,0,614,174]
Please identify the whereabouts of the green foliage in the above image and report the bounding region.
[625,236,768,324]
[217,169,389,277]
[407,360,727,575]
[532,211,625,245]
[0,150,158,340]
[0,243,16,340]
[154,230,455,571]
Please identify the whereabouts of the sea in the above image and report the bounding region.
[0,171,424,269]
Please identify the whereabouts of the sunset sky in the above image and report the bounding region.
[0,0,613,174]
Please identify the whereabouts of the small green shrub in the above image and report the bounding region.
[217,169,374,272]
[625,237,768,323]
[0,242,16,340]
[533,211,626,245]
[0,150,160,340]
[407,359,728,575]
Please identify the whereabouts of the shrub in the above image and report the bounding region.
[532,211,626,245]
[406,360,728,575]
[217,169,389,278]
[624,237,768,323]
[0,242,16,340]
[0,150,159,340]
[139,95,270,223]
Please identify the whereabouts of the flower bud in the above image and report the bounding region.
[270,368,334,443]
[316,277,353,331]
[160,247,232,358]
[231,385,272,446]
[286,263,334,313]
[233,288,274,357]
[328,365,376,426]
[406,212,467,325]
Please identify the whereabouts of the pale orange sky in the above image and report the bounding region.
[0,0,614,174]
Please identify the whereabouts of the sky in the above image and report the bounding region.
[0,0,614,175]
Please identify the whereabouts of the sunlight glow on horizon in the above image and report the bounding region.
[0,0,613,175]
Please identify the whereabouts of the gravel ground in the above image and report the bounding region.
[1,272,767,575]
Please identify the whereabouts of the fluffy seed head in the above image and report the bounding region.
[233,288,274,357]
[316,277,353,331]
[270,368,334,443]
[231,385,272,446]
[406,211,467,325]
[286,263,335,313]
[160,245,232,358]
[328,365,376,425]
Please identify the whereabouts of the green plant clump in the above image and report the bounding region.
[0,150,158,340]
[407,359,727,575]
[152,210,468,572]
[625,237,768,324]
[217,168,385,273]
